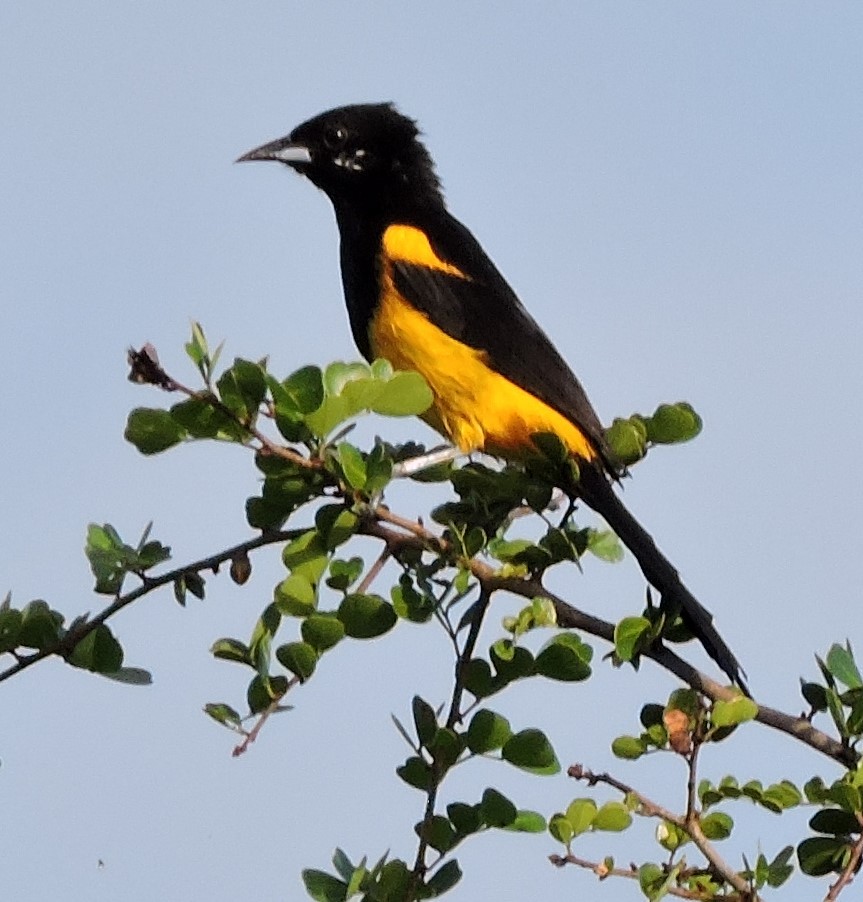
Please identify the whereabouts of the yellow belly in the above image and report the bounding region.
[369,232,596,462]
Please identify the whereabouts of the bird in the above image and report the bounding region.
[237,102,746,691]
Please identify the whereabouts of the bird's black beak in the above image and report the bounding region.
[235,136,312,166]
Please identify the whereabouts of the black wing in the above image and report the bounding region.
[392,209,616,470]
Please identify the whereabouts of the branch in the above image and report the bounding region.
[0,528,306,685]
[825,818,863,901]
[410,584,493,893]
[358,512,855,768]
[232,681,299,758]
[569,765,754,899]
[549,853,723,901]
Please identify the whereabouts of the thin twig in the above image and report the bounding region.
[0,528,306,685]
[825,818,863,901]
[232,682,298,757]
[569,765,754,898]
[355,545,392,595]
[549,853,721,900]
[409,585,493,893]
[568,764,682,824]
[358,514,855,767]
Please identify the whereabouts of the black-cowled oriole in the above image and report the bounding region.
[238,102,745,690]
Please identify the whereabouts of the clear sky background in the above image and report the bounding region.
[2,4,862,901]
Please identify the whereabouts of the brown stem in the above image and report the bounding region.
[232,680,299,758]
[0,528,306,685]
[409,585,493,894]
[355,545,393,595]
[825,819,863,901]
[569,765,755,898]
[549,853,723,900]
[360,512,854,768]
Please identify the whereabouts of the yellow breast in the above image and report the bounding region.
[370,224,596,462]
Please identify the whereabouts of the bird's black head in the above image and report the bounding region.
[237,103,443,216]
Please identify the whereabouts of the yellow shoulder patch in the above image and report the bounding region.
[381,224,469,279]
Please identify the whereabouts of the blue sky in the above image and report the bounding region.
[2,4,862,900]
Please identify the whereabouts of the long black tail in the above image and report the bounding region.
[577,466,747,693]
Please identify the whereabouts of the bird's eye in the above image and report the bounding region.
[323,125,348,150]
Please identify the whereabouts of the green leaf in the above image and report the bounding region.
[614,616,651,662]
[507,810,546,833]
[428,728,463,771]
[304,395,351,438]
[210,637,251,665]
[417,815,456,853]
[490,643,535,685]
[666,688,700,716]
[488,537,536,563]
[302,868,348,902]
[0,606,22,653]
[326,557,364,592]
[712,696,758,727]
[466,709,512,754]
[315,505,359,550]
[338,594,397,639]
[331,848,354,884]
[804,777,830,804]
[371,371,433,416]
[798,835,853,876]
[282,530,329,584]
[827,642,863,689]
[323,360,370,396]
[375,859,411,900]
[423,859,462,897]
[480,787,517,827]
[800,679,828,712]
[810,808,861,836]
[276,641,318,681]
[14,600,55,649]
[611,735,648,760]
[216,358,266,422]
[391,576,436,623]
[645,403,702,444]
[534,633,592,682]
[700,811,733,840]
[337,443,367,491]
[246,674,287,714]
[606,417,648,465]
[638,704,665,729]
[396,756,432,791]
[463,658,495,699]
[124,407,186,454]
[85,522,132,594]
[565,798,597,837]
[447,802,482,837]
[593,801,632,832]
[412,695,438,748]
[637,862,667,901]
[587,529,624,563]
[549,813,574,845]
[204,703,242,729]
[829,782,862,813]
[301,615,345,652]
[501,728,560,775]
[762,780,802,810]
[274,573,316,616]
[656,820,689,852]
[68,625,123,673]
[766,845,795,887]
[100,666,152,685]
[170,395,240,440]
[282,365,325,413]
